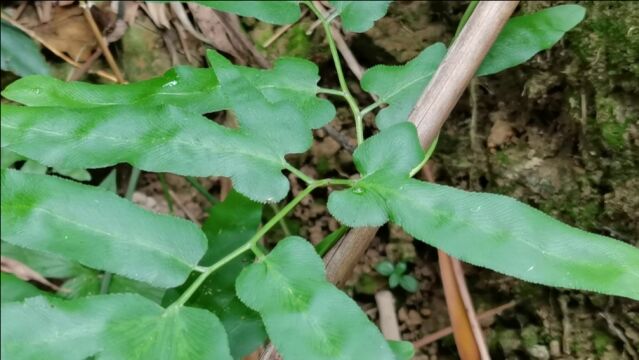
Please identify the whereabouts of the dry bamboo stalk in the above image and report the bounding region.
[324,0,520,289]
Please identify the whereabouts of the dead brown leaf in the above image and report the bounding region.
[32,6,97,62]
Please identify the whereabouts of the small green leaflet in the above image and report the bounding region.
[165,190,267,359]
[388,340,416,360]
[477,5,586,76]
[0,294,232,360]
[0,170,207,288]
[329,1,392,32]
[328,123,639,300]
[236,237,396,360]
[0,21,50,77]
[360,43,447,129]
[194,1,302,25]
[1,51,333,202]
[362,5,586,130]
[0,273,49,303]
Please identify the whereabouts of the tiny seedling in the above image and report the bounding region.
[1,2,637,360]
[376,260,419,293]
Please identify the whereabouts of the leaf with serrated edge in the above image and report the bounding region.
[329,1,392,32]
[164,190,266,359]
[0,22,49,77]
[194,1,302,25]
[236,237,395,360]
[477,5,586,76]
[0,170,207,288]
[0,294,232,360]
[361,43,447,129]
[1,51,330,202]
[328,123,639,300]
[2,59,333,129]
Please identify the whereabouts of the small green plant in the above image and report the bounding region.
[1,1,637,359]
[375,260,419,293]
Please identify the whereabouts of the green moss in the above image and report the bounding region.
[568,2,639,92]
[593,330,614,356]
[284,27,312,58]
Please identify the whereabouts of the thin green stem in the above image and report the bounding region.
[305,1,364,144]
[124,168,141,200]
[409,136,439,178]
[101,167,141,294]
[360,99,385,117]
[168,177,354,308]
[185,176,217,205]
[284,162,314,184]
[170,240,253,308]
[317,87,346,97]
[158,173,174,214]
[270,203,292,236]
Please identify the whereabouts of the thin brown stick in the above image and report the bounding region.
[67,48,103,81]
[451,258,490,359]
[410,1,520,148]
[0,12,118,83]
[168,190,200,224]
[413,301,517,349]
[263,9,308,47]
[424,166,489,359]
[82,2,126,83]
[323,0,519,292]
[438,251,481,360]
[11,1,28,20]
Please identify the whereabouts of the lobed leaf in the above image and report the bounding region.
[360,43,447,129]
[0,22,49,77]
[194,1,302,25]
[477,5,586,76]
[165,190,267,359]
[236,237,396,360]
[328,123,639,300]
[1,51,333,202]
[329,1,392,32]
[0,170,207,288]
[1,294,232,360]
[2,58,334,128]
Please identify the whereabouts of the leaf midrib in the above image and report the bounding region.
[1,122,284,169]
[4,203,196,273]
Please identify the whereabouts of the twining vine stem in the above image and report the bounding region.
[168,177,354,309]
[305,1,365,145]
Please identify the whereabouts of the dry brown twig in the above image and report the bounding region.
[413,301,517,349]
[1,256,60,291]
[81,1,125,83]
[0,11,118,82]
